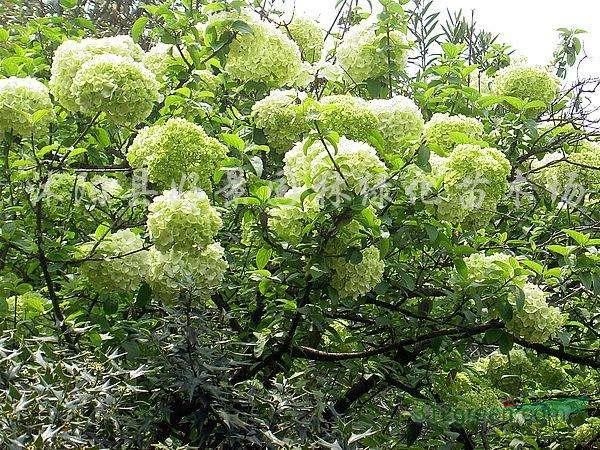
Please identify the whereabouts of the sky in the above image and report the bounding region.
[293,0,600,81]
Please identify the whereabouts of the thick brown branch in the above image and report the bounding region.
[292,321,503,361]
[513,336,600,369]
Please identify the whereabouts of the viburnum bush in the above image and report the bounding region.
[0,0,599,448]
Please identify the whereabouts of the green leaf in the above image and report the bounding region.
[134,283,152,309]
[220,133,245,152]
[502,96,526,110]
[348,250,364,264]
[498,332,514,354]
[233,197,260,206]
[416,144,430,169]
[94,224,110,240]
[254,185,271,203]
[60,0,77,9]
[0,28,8,42]
[256,247,272,270]
[67,147,87,160]
[94,128,111,147]
[103,297,119,315]
[231,20,253,35]
[15,283,33,295]
[547,245,572,256]
[513,286,525,311]
[521,259,543,275]
[483,329,503,344]
[454,257,468,280]
[562,228,590,246]
[131,16,149,43]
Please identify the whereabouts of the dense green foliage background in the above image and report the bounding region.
[0,0,599,448]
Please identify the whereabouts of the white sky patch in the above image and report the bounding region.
[292,0,600,84]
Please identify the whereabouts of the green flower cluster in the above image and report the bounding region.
[474,349,567,396]
[492,65,560,105]
[325,221,385,299]
[78,229,148,294]
[251,89,312,152]
[147,189,222,252]
[330,246,385,299]
[506,283,567,344]
[284,137,388,202]
[43,173,124,215]
[463,252,518,284]
[574,417,600,445]
[336,18,408,83]
[70,54,159,125]
[127,118,227,191]
[0,77,54,138]
[318,95,377,142]
[474,350,533,395]
[287,17,324,63]
[269,187,321,245]
[433,371,502,414]
[209,13,303,88]
[436,144,511,229]
[146,243,228,303]
[368,95,424,163]
[49,35,145,112]
[424,113,485,156]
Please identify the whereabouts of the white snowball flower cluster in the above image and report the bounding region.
[318,95,377,142]
[368,95,424,163]
[530,145,600,197]
[146,188,227,303]
[286,17,325,64]
[86,175,124,207]
[251,89,312,152]
[325,221,384,299]
[284,137,388,204]
[49,35,145,112]
[506,283,567,344]
[463,252,516,283]
[435,144,511,229]
[147,189,222,252]
[69,54,159,125]
[574,418,600,446]
[208,12,303,88]
[336,18,408,83]
[146,243,228,303]
[330,246,385,299]
[424,113,485,156]
[283,139,325,188]
[127,118,227,191]
[78,229,149,294]
[142,43,183,83]
[0,77,54,137]
[492,64,560,106]
[269,187,321,245]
